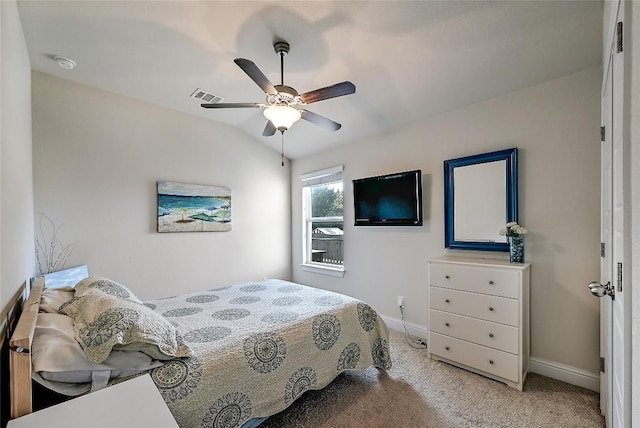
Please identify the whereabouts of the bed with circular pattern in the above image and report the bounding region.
[15,274,391,428]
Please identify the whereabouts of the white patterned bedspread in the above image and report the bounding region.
[143,279,391,428]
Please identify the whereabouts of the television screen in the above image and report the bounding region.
[353,169,422,226]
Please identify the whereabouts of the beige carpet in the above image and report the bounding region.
[261,330,604,428]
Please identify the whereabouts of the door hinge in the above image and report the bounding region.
[617,21,623,53]
[600,357,605,373]
[617,262,623,292]
[600,242,605,258]
[600,126,605,142]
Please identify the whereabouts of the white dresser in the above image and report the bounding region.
[427,256,531,391]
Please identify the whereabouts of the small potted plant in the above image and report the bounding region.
[499,222,527,263]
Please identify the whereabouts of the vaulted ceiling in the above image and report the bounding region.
[17,1,603,159]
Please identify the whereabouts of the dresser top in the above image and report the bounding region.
[429,255,531,270]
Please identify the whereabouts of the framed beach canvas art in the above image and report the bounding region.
[157,181,231,232]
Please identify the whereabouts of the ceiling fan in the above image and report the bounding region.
[201,40,356,137]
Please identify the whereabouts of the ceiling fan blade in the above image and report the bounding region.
[299,81,356,104]
[201,103,262,109]
[234,58,278,95]
[262,121,277,136]
[300,110,342,131]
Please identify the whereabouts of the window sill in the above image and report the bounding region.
[300,263,345,277]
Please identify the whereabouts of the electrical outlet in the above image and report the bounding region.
[397,295,405,308]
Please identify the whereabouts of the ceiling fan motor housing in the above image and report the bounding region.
[268,85,299,106]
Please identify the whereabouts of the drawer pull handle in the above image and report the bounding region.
[445,346,450,351]
[489,307,494,312]
[445,275,450,279]
[445,299,450,303]
[489,280,494,285]
[489,333,494,338]
[445,323,450,327]
[489,360,494,365]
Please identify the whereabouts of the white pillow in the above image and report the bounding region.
[39,286,75,313]
[32,313,163,394]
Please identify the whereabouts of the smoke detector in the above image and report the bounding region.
[54,56,76,70]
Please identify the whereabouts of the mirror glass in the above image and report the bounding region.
[444,148,518,252]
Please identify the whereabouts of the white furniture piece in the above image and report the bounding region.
[427,256,531,391]
[7,374,178,427]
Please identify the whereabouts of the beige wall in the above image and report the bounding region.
[291,67,602,374]
[0,0,34,309]
[32,72,291,300]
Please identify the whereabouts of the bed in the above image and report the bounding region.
[7,268,391,427]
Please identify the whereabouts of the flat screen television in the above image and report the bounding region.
[353,169,423,226]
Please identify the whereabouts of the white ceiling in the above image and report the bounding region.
[17,1,603,159]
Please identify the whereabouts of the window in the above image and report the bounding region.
[302,166,344,274]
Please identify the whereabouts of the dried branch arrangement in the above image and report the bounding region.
[35,213,77,276]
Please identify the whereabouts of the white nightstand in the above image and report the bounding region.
[8,374,178,428]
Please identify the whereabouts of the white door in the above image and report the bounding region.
[593,2,630,427]
[599,53,613,425]
[610,4,628,426]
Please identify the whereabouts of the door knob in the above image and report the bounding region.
[589,281,614,299]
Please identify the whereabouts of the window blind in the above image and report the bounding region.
[301,165,343,187]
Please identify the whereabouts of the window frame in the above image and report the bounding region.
[301,166,345,276]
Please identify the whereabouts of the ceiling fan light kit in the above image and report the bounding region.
[263,105,301,132]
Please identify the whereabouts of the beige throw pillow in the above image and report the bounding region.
[59,292,191,364]
[74,277,143,303]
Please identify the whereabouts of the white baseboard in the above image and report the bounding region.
[380,314,428,339]
[381,314,600,393]
[529,357,600,392]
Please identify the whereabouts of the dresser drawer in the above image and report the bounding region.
[429,309,519,353]
[430,263,519,299]
[429,332,519,382]
[430,287,519,326]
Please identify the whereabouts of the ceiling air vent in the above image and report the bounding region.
[190,88,223,104]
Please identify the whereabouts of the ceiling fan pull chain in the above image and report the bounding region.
[281,132,285,167]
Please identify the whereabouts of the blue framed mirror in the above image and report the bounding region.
[444,148,518,252]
